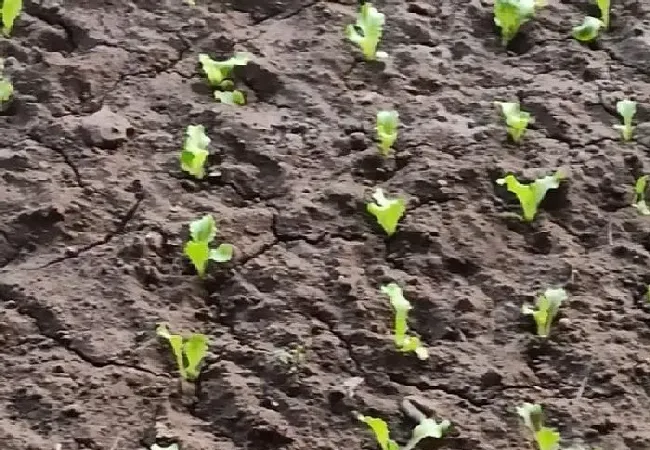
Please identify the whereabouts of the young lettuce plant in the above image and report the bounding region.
[0,59,13,107]
[376,110,399,156]
[522,288,568,337]
[493,0,538,45]
[184,215,233,277]
[496,171,564,222]
[596,0,610,29]
[633,175,650,216]
[402,399,451,450]
[180,125,210,179]
[517,403,561,450]
[215,90,246,105]
[613,99,637,141]
[495,101,532,143]
[367,188,406,236]
[381,283,428,360]
[357,415,399,450]
[198,52,250,89]
[156,324,208,381]
[572,17,604,42]
[2,0,22,35]
[345,3,387,61]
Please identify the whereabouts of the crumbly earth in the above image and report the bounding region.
[2,0,650,449]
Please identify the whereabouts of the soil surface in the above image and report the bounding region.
[3,0,650,449]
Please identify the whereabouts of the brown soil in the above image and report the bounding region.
[3,0,650,449]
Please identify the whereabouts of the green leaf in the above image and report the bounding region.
[180,125,210,179]
[536,427,561,450]
[184,240,210,277]
[516,402,544,433]
[496,172,563,221]
[572,16,604,42]
[495,101,532,142]
[346,3,386,60]
[596,0,610,28]
[366,188,406,236]
[614,99,636,141]
[0,78,12,104]
[522,288,567,337]
[2,0,22,35]
[357,415,399,450]
[215,90,246,105]
[156,324,188,380]
[199,52,251,87]
[190,215,217,243]
[209,243,234,263]
[633,175,650,215]
[183,333,209,381]
[494,0,536,45]
[376,110,399,155]
[380,283,428,359]
[402,418,451,450]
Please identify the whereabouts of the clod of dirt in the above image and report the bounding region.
[79,107,133,149]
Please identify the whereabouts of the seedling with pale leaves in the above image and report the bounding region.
[402,400,451,450]
[367,188,406,236]
[572,17,604,42]
[180,125,210,179]
[496,171,564,221]
[517,403,561,450]
[156,324,208,381]
[184,215,233,277]
[522,288,567,337]
[215,90,246,105]
[346,3,387,60]
[0,59,13,106]
[596,0,610,29]
[199,53,250,88]
[380,283,428,360]
[493,0,543,45]
[376,110,399,156]
[495,101,532,143]
[633,175,650,216]
[613,100,637,141]
[1,0,22,35]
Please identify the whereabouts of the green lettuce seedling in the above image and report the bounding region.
[613,100,636,141]
[496,171,564,221]
[184,215,233,277]
[381,283,428,360]
[198,53,250,88]
[358,415,399,450]
[156,324,208,381]
[493,0,538,45]
[522,288,567,337]
[345,3,387,60]
[517,403,561,450]
[2,0,22,35]
[495,101,532,142]
[596,0,610,29]
[572,16,604,42]
[215,90,246,105]
[402,402,450,450]
[0,59,13,106]
[180,125,210,179]
[376,110,399,156]
[367,188,406,236]
[633,175,650,215]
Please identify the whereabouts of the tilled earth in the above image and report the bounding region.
[3,0,650,449]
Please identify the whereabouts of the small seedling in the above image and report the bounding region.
[215,90,246,105]
[596,0,610,29]
[345,3,387,60]
[380,283,428,360]
[572,16,604,42]
[496,171,564,222]
[156,324,208,381]
[493,0,539,45]
[633,175,650,215]
[1,0,22,35]
[517,403,561,450]
[402,400,450,450]
[522,288,567,337]
[645,285,650,304]
[357,415,399,450]
[613,99,637,141]
[366,188,406,236]
[198,53,250,88]
[376,110,399,156]
[180,125,210,179]
[0,59,13,106]
[184,215,233,277]
[495,101,532,143]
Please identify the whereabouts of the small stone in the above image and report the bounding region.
[79,107,133,149]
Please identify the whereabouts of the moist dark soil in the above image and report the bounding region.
[3,0,650,449]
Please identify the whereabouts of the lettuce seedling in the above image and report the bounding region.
[184,215,233,277]
[495,101,532,143]
[493,0,537,45]
[613,100,637,141]
[522,288,567,337]
[403,417,450,450]
[1,0,22,35]
[633,175,650,215]
[596,0,610,29]
[156,324,208,381]
[496,171,564,222]
[572,16,604,42]
[198,52,250,88]
[376,110,399,156]
[345,3,387,60]
[180,125,210,179]
[517,403,561,450]
[381,283,428,360]
[367,188,406,236]
[357,415,399,450]
[215,90,246,105]
[0,59,12,106]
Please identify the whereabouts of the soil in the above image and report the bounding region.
[3,0,650,449]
